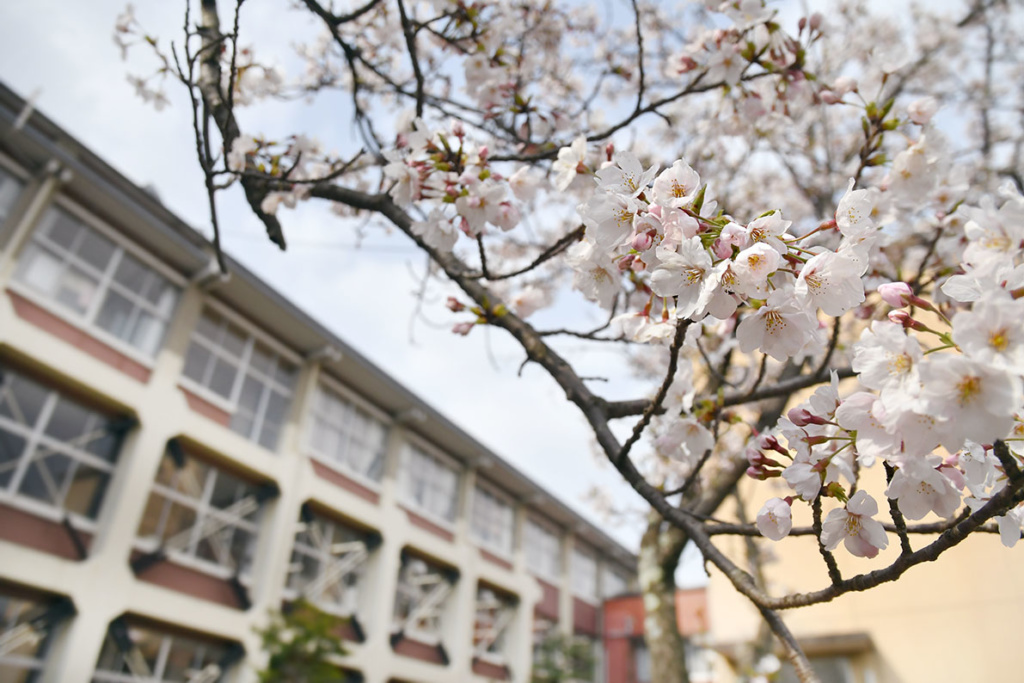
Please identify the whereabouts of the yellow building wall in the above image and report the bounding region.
[707,477,1024,683]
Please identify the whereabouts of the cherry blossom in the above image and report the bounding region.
[821,491,889,559]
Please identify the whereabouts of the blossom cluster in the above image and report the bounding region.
[752,187,1024,556]
[384,120,541,251]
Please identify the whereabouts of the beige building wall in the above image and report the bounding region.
[707,473,1024,683]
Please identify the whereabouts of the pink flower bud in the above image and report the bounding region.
[788,408,827,427]
[808,12,823,30]
[675,55,698,73]
[450,120,465,138]
[887,310,926,331]
[446,297,465,313]
[605,142,615,161]
[877,281,913,307]
[631,230,654,252]
[452,321,475,336]
[617,254,636,272]
[820,90,842,105]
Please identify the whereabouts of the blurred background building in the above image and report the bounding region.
[0,82,641,683]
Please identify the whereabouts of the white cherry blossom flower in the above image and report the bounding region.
[595,151,657,199]
[851,320,923,411]
[552,135,588,191]
[732,243,781,298]
[652,160,702,208]
[756,498,793,541]
[952,297,1024,373]
[795,250,865,316]
[835,178,879,238]
[918,355,1021,450]
[885,456,961,520]
[650,240,714,319]
[411,209,459,251]
[821,490,889,559]
[736,286,821,361]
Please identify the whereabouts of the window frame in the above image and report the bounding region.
[524,515,563,583]
[134,448,266,581]
[282,506,373,619]
[179,301,300,451]
[571,545,599,603]
[469,480,516,560]
[396,436,461,530]
[91,619,234,683]
[391,552,456,646]
[9,196,185,365]
[0,366,129,530]
[472,584,517,666]
[303,375,391,490]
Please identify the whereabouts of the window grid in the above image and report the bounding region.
[285,510,368,617]
[182,309,296,450]
[0,592,47,678]
[307,385,387,483]
[473,586,516,660]
[399,444,459,524]
[136,450,261,578]
[92,622,228,682]
[0,368,122,522]
[15,206,179,357]
[392,556,454,642]
[572,547,598,602]
[524,518,562,582]
[470,485,514,557]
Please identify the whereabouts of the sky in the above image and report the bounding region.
[0,1,672,565]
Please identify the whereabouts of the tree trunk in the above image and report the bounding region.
[639,511,690,683]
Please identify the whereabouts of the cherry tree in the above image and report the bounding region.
[120,0,1024,681]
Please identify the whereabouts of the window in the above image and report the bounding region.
[92,619,238,683]
[392,554,455,643]
[398,443,459,524]
[603,566,630,598]
[285,507,374,618]
[307,385,387,482]
[524,518,562,581]
[182,309,296,450]
[635,640,651,683]
[14,206,179,357]
[136,446,269,578]
[470,485,514,556]
[473,586,516,663]
[0,590,73,680]
[571,547,598,602]
[0,367,128,522]
[0,165,23,222]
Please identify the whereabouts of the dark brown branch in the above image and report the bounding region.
[812,493,842,585]
[617,319,691,466]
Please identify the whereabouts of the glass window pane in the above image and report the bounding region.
[76,229,116,271]
[17,245,63,297]
[0,430,28,489]
[44,210,80,249]
[95,290,136,340]
[183,344,212,385]
[129,312,165,357]
[221,323,246,358]
[62,465,108,518]
[0,374,49,426]
[250,344,273,376]
[44,399,92,442]
[112,254,148,292]
[208,358,238,399]
[54,265,99,314]
[209,471,244,510]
